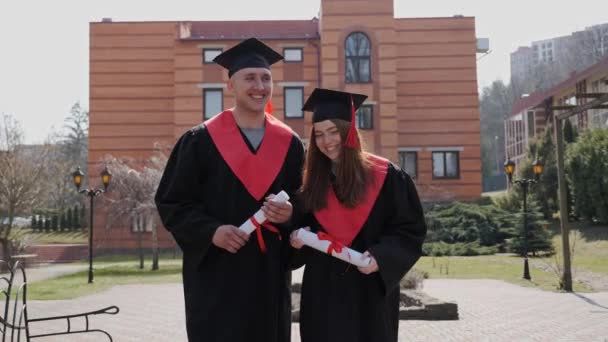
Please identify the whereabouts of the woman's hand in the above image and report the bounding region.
[357,251,379,274]
[290,227,310,249]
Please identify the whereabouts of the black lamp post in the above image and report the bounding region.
[72,166,112,284]
[504,157,544,281]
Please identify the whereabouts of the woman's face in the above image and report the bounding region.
[313,120,342,161]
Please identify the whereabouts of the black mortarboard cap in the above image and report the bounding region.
[302,88,368,123]
[302,88,368,149]
[213,38,283,77]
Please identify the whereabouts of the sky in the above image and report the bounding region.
[1,0,607,144]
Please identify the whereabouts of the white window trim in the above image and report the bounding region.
[398,147,423,152]
[426,147,464,152]
[197,44,227,49]
[197,83,227,89]
[278,82,310,87]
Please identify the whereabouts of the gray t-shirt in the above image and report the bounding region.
[241,127,266,150]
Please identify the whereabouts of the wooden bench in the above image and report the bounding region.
[0,260,119,341]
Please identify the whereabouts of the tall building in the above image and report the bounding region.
[89,0,483,251]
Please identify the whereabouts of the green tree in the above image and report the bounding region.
[508,201,554,256]
[44,215,51,232]
[51,214,59,231]
[67,207,73,230]
[566,128,608,223]
[73,205,80,230]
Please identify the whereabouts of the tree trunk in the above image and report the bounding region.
[136,217,144,269]
[151,220,159,271]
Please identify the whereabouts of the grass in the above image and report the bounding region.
[540,222,608,275]
[415,255,590,292]
[27,263,182,300]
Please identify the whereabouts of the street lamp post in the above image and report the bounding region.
[72,166,112,284]
[504,158,544,281]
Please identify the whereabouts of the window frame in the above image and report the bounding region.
[202,48,223,64]
[431,151,461,179]
[399,151,418,180]
[355,104,374,130]
[203,88,224,119]
[345,32,372,84]
[283,48,303,62]
[283,87,304,119]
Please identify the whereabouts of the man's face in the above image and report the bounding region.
[228,68,273,113]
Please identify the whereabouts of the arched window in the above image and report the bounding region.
[345,32,371,83]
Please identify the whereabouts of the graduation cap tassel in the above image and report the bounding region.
[265,100,274,115]
[344,95,361,150]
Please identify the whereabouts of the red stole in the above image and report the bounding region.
[313,154,389,246]
[205,110,293,201]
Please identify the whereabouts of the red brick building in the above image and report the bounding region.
[89,0,482,250]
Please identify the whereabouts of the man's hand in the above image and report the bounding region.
[357,251,380,275]
[212,225,250,253]
[262,194,293,224]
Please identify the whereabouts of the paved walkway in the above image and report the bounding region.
[22,269,608,341]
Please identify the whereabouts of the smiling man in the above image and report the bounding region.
[155,38,305,342]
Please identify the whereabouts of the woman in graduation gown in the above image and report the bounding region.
[155,38,304,342]
[291,88,427,342]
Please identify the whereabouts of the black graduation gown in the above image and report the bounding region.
[294,161,427,342]
[155,114,304,342]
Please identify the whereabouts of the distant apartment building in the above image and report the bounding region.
[506,56,608,169]
[510,23,608,82]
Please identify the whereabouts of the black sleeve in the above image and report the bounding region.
[368,164,427,294]
[154,128,222,263]
[278,136,306,231]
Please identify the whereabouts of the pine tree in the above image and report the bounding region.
[44,215,51,232]
[80,205,87,229]
[52,215,59,231]
[508,201,554,256]
[60,211,67,231]
[67,208,73,230]
[73,205,80,230]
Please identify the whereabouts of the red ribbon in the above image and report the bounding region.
[316,231,345,255]
[250,216,281,254]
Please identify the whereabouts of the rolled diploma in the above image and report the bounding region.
[238,190,290,235]
[295,228,371,267]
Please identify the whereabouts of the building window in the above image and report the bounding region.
[527,111,535,138]
[284,87,304,118]
[203,48,222,64]
[203,89,223,119]
[345,32,371,83]
[432,151,460,179]
[284,48,303,62]
[399,151,417,180]
[131,214,153,233]
[356,105,373,129]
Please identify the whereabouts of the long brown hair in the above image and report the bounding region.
[300,119,372,211]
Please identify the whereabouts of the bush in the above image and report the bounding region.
[425,201,517,246]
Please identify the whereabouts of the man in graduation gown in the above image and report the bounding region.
[291,88,427,342]
[155,38,305,342]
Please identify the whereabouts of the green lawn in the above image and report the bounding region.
[543,222,608,275]
[27,264,182,300]
[414,255,590,292]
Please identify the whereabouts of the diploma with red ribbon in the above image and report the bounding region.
[294,228,371,267]
[238,191,290,253]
